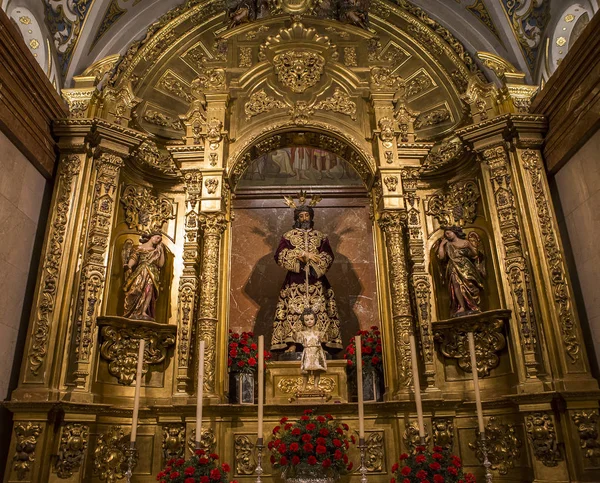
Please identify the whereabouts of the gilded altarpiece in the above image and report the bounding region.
[3,1,600,482]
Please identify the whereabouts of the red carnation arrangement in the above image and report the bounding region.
[268,410,355,477]
[228,330,271,374]
[343,326,383,371]
[156,449,237,483]
[390,446,476,483]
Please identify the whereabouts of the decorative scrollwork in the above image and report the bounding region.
[572,411,600,459]
[525,412,562,467]
[425,179,480,227]
[432,418,454,450]
[204,178,219,195]
[245,90,286,119]
[12,422,42,480]
[55,423,88,478]
[383,176,398,192]
[234,435,256,475]
[433,311,509,377]
[313,88,357,120]
[98,318,176,385]
[403,422,430,453]
[121,184,175,233]
[273,50,325,93]
[365,432,385,472]
[277,376,335,394]
[470,417,522,475]
[188,428,217,456]
[194,68,226,91]
[93,426,135,483]
[378,117,396,148]
[162,425,186,463]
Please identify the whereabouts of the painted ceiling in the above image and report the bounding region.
[1,0,597,89]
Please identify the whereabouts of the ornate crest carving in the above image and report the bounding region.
[12,422,42,480]
[187,428,217,456]
[121,184,175,233]
[403,421,430,453]
[572,411,600,459]
[98,318,176,385]
[234,435,256,475]
[470,417,522,475]
[55,423,89,478]
[432,418,454,450]
[525,412,562,467]
[378,117,396,148]
[383,175,398,192]
[426,179,480,227]
[273,50,325,93]
[162,425,186,463]
[93,426,135,483]
[204,178,219,195]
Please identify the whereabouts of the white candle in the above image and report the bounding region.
[130,338,145,445]
[196,340,205,447]
[409,334,425,439]
[258,335,264,441]
[467,332,486,433]
[355,335,365,440]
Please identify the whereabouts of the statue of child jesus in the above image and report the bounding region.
[295,308,328,392]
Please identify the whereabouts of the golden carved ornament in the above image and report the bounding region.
[98,319,176,385]
[432,418,454,450]
[525,412,562,467]
[28,155,80,378]
[204,178,219,195]
[476,52,517,78]
[93,426,137,483]
[142,109,184,131]
[162,425,186,463]
[239,46,253,67]
[470,417,522,475]
[277,376,335,394]
[403,422,430,453]
[378,117,397,148]
[414,105,451,129]
[131,140,178,176]
[187,428,217,456]
[313,88,357,120]
[572,411,600,459]
[12,422,42,480]
[55,423,89,478]
[234,435,256,475]
[273,50,326,93]
[289,101,315,125]
[383,175,398,192]
[121,184,175,233]
[370,67,401,91]
[365,431,385,472]
[343,47,357,66]
[522,149,580,363]
[157,72,193,103]
[194,68,227,91]
[425,179,480,227]
[245,90,287,120]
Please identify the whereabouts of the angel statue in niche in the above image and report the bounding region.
[294,308,328,391]
[122,232,165,321]
[437,226,486,317]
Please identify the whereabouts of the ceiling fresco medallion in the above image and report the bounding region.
[273,50,326,93]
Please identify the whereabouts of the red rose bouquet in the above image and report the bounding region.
[228,330,271,374]
[390,446,476,483]
[343,326,383,371]
[268,409,355,477]
[156,449,237,483]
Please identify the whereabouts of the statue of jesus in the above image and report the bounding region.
[270,191,342,352]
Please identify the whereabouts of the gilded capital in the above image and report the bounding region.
[198,212,228,235]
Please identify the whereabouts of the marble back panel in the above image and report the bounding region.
[229,195,379,349]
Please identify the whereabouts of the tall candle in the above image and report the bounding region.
[258,335,264,441]
[467,332,485,433]
[409,334,425,439]
[196,340,205,447]
[355,335,365,440]
[130,338,145,445]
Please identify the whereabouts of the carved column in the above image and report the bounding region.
[175,169,203,393]
[377,211,413,395]
[197,212,228,398]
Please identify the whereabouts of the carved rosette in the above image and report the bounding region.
[432,418,454,450]
[234,435,256,475]
[403,422,430,453]
[120,184,175,233]
[176,170,202,392]
[162,425,186,463]
[522,149,581,364]
[187,428,217,457]
[27,154,81,379]
[482,145,539,377]
[378,211,413,389]
[55,423,89,478]
[12,422,42,480]
[72,153,124,389]
[471,417,522,475]
[93,426,135,483]
[433,310,509,377]
[525,412,562,467]
[572,411,600,459]
[198,212,228,394]
[98,318,176,385]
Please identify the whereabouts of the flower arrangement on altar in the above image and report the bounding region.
[343,326,383,371]
[268,409,355,477]
[156,449,237,483]
[228,330,271,373]
[390,445,476,483]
